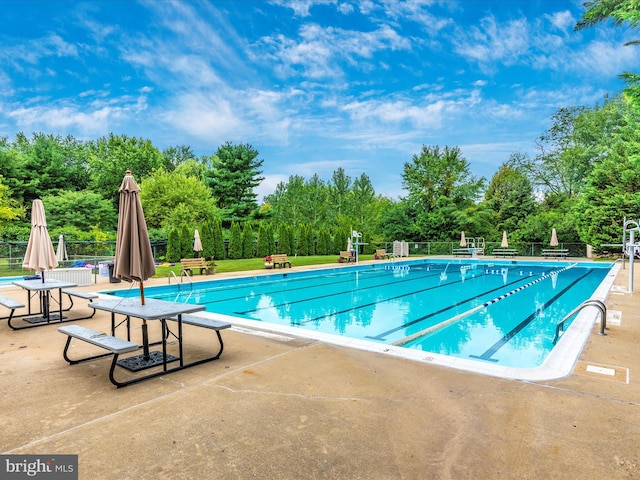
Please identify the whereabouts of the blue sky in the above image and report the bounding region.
[1,0,638,201]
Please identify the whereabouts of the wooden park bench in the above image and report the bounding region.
[271,254,291,268]
[339,251,355,263]
[181,257,212,276]
[375,249,391,259]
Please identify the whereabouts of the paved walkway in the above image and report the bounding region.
[0,258,638,479]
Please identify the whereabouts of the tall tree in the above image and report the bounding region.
[206,142,264,225]
[574,98,640,249]
[484,158,537,235]
[0,174,24,219]
[576,0,640,106]
[401,145,484,240]
[228,221,242,259]
[139,169,218,230]
[87,133,165,207]
[241,223,255,258]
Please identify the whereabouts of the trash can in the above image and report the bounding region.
[107,262,121,283]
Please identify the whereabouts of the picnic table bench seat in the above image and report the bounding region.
[271,254,291,268]
[0,295,26,326]
[165,315,231,331]
[61,289,99,321]
[181,258,212,276]
[59,324,141,388]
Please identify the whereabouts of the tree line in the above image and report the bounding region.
[1,1,639,259]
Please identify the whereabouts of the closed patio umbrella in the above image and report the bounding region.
[550,228,559,247]
[501,231,509,248]
[460,231,467,247]
[56,234,68,262]
[114,170,156,359]
[193,229,203,257]
[23,199,58,282]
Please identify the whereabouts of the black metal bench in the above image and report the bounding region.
[542,249,569,259]
[493,249,518,258]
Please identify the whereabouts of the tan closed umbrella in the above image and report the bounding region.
[23,199,58,282]
[193,229,203,257]
[114,170,156,358]
[460,231,467,247]
[550,228,559,247]
[56,234,68,262]
[501,231,508,248]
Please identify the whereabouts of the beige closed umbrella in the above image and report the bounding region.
[460,231,467,247]
[56,234,68,262]
[23,199,58,282]
[550,228,559,247]
[114,170,156,358]
[501,231,508,248]
[193,229,203,257]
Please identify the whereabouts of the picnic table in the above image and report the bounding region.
[59,297,231,388]
[3,279,77,330]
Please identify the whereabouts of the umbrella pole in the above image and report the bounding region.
[139,282,150,359]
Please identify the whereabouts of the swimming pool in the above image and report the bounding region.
[103,259,618,380]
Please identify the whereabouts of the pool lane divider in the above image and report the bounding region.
[391,263,578,347]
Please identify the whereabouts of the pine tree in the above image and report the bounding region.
[166,227,181,263]
[180,224,191,258]
[241,222,255,258]
[277,224,290,254]
[228,221,242,259]
[256,222,270,258]
[212,216,225,260]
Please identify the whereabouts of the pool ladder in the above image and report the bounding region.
[553,299,607,344]
[167,270,193,288]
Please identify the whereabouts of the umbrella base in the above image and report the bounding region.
[117,351,179,372]
[24,313,65,324]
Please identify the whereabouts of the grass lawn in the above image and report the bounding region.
[153,254,376,278]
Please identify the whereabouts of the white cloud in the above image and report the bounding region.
[545,10,575,34]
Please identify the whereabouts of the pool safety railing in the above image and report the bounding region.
[168,270,193,289]
[392,263,578,347]
[553,299,607,344]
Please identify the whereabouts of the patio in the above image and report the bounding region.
[0,259,638,479]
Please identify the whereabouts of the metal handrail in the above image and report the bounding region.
[180,269,193,287]
[168,271,179,285]
[554,299,607,344]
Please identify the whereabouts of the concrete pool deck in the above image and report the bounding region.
[0,257,638,479]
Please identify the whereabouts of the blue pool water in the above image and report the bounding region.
[104,259,614,369]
